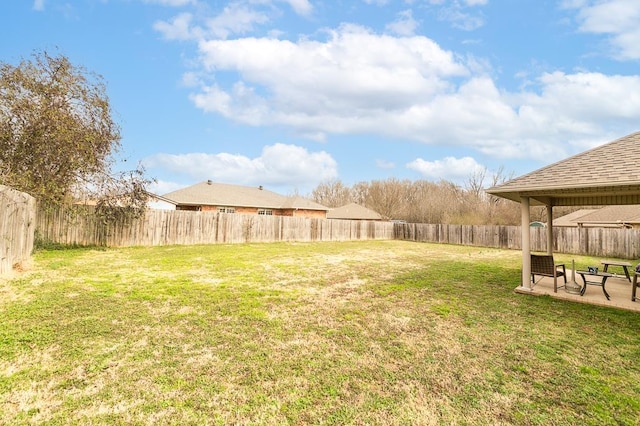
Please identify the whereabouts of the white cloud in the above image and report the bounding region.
[386,10,419,36]
[285,0,313,16]
[143,144,338,190]
[512,71,640,153]
[148,180,186,195]
[33,0,45,11]
[423,0,487,6]
[522,71,640,121]
[154,13,200,41]
[184,19,640,164]
[150,2,640,168]
[192,24,468,137]
[568,0,640,60]
[407,156,486,182]
[154,5,270,41]
[437,6,485,31]
[376,159,396,169]
[153,1,312,41]
[180,71,201,88]
[143,0,195,6]
[204,3,271,39]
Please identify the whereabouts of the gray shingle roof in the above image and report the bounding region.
[279,196,329,211]
[162,181,328,211]
[326,203,383,220]
[553,209,598,227]
[575,205,640,224]
[487,131,640,206]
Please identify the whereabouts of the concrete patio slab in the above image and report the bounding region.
[515,270,640,312]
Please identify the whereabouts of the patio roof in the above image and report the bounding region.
[486,131,640,305]
[486,131,640,206]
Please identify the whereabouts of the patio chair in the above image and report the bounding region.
[530,254,567,293]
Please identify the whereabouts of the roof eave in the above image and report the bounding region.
[488,181,640,194]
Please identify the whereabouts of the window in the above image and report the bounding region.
[258,209,273,216]
[218,207,236,213]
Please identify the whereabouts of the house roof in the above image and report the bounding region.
[162,181,328,211]
[279,196,329,211]
[146,192,178,205]
[575,205,640,226]
[326,203,383,220]
[486,131,640,206]
[553,209,598,227]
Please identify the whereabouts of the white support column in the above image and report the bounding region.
[546,205,553,255]
[521,197,532,290]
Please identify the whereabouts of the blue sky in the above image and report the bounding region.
[3,0,640,196]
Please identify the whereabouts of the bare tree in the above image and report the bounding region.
[363,178,410,220]
[466,167,487,200]
[350,181,369,206]
[309,179,352,207]
[484,166,519,225]
[307,168,522,225]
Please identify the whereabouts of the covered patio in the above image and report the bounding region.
[528,273,640,312]
[487,131,640,311]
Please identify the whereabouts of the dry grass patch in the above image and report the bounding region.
[1,241,639,425]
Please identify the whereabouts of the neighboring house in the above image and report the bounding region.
[554,206,640,228]
[161,180,329,219]
[326,203,384,221]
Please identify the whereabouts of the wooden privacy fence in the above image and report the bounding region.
[36,206,640,259]
[36,206,395,247]
[397,223,640,259]
[0,185,36,275]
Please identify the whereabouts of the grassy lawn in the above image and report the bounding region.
[1,240,640,425]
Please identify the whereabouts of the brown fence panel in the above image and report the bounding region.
[34,206,640,259]
[395,223,640,259]
[36,207,396,247]
[0,185,36,275]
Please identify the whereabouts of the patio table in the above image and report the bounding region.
[577,270,613,300]
[601,260,632,282]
